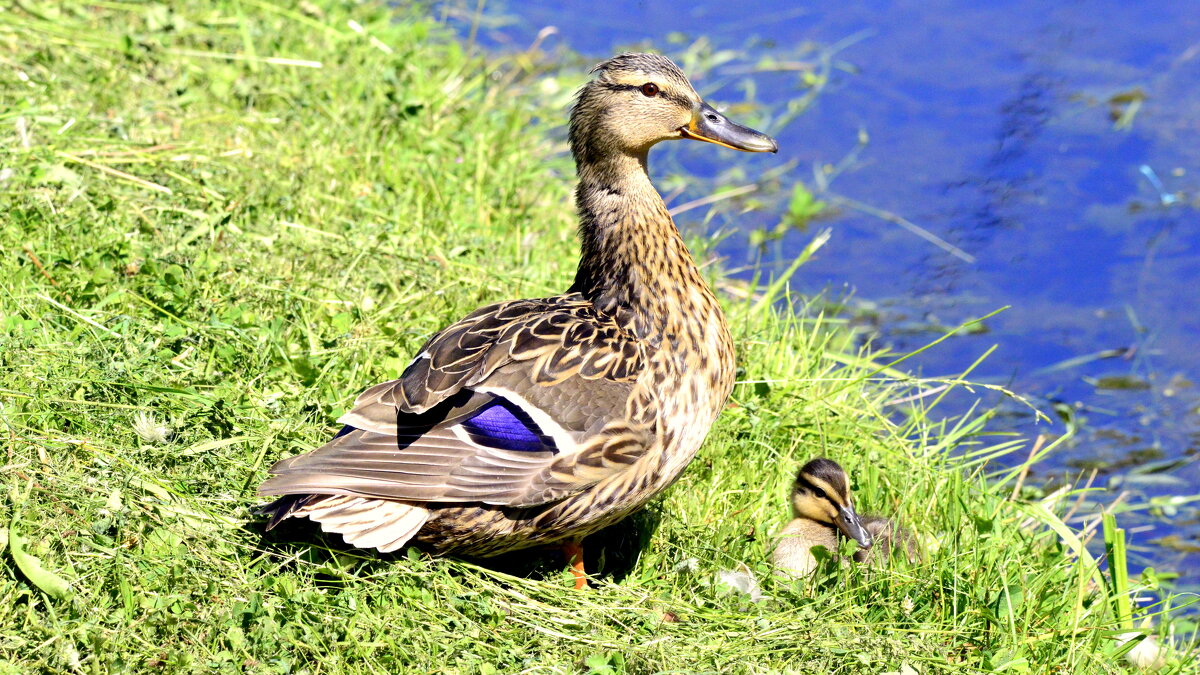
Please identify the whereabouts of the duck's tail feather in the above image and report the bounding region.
[256,494,313,530]
[257,494,430,553]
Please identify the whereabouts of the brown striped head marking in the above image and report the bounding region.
[568,52,777,164]
[791,458,873,548]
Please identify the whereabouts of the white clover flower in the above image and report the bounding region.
[133,411,171,443]
[1117,631,1168,671]
[671,557,700,574]
[715,564,763,603]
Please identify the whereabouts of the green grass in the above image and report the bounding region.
[1,2,1196,673]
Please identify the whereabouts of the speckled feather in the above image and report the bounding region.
[257,53,737,558]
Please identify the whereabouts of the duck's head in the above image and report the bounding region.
[790,458,873,548]
[569,53,778,165]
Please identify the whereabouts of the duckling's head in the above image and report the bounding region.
[569,53,778,166]
[790,458,873,548]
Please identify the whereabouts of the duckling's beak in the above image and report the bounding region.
[680,101,778,153]
[834,505,873,548]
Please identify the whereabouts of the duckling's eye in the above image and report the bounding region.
[641,82,659,97]
[812,487,827,500]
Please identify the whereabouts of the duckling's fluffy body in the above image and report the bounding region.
[772,517,840,577]
[859,515,920,565]
[256,54,777,576]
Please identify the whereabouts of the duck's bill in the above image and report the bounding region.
[834,505,873,548]
[681,101,778,153]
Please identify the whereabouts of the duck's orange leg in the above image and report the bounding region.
[561,540,588,590]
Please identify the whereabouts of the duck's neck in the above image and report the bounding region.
[569,151,712,338]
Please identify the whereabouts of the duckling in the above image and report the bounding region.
[772,458,915,578]
[257,53,778,589]
[855,514,920,567]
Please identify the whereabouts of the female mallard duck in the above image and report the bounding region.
[258,53,777,588]
[772,458,917,578]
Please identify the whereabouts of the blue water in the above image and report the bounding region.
[461,1,1200,590]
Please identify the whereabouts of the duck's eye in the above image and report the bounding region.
[812,487,827,500]
[641,82,659,97]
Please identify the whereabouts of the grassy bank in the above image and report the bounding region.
[1,2,1193,673]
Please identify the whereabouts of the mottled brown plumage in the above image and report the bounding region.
[257,53,777,581]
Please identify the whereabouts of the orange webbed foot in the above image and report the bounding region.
[561,540,588,590]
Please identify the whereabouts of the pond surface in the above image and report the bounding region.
[463,1,1200,591]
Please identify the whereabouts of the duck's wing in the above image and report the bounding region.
[257,296,655,509]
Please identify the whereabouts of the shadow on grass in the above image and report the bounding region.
[246,506,662,586]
